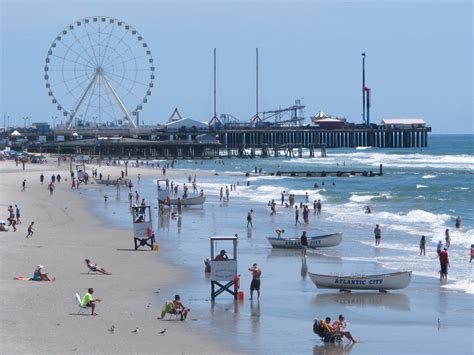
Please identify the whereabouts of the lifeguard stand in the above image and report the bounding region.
[131,205,154,250]
[75,163,86,183]
[210,236,238,300]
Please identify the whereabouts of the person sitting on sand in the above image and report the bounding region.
[173,294,189,320]
[85,259,112,275]
[81,288,101,315]
[32,265,55,281]
[321,317,336,335]
[332,314,357,343]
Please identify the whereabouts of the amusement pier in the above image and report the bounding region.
[1,17,431,159]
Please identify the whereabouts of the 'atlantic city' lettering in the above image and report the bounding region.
[334,278,383,285]
[284,240,321,246]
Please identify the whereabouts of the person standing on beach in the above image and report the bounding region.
[51,174,55,184]
[374,224,382,246]
[225,186,230,201]
[7,205,17,232]
[15,205,21,224]
[316,200,322,216]
[56,174,61,183]
[295,206,301,226]
[313,199,318,214]
[220,187,223,201]
[248,263,262,300]
[135,190,140,204]
[281,191,285,206]
[436,240,443,256]
[439,247,450,281]
[71,177,76,189]
[138,173,141,184]
[305,192,309,203]
[81,288,101,316]
[40,173,44,185]
[48,182,54,195]
[247,210,253,228]
[270,200,276,216]
[25,222,34,238]
[21,179,26,191]
[301,231,308,258]
[419,235,426,256]
[445,229,451,248]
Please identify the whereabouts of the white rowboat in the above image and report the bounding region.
[308,271,412,291]
[267,233,342,249]
[94,178,130,186]
[160,195,206,206]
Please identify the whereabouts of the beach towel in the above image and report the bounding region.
[14,276,32,281]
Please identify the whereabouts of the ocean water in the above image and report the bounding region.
[81,134,473,354]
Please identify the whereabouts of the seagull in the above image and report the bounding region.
[146,303,151,309]
[159,329,166,335]
[109,325,116,332]
[131,327,139,334]
[155,289,161,294]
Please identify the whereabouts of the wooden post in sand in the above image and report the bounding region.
[210,236,238,301]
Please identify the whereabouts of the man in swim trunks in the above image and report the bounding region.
[374,224,381,246]
[439,248,450,281]
[249,263,261,300]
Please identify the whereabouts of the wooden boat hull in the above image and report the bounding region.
[160,195,206,206]
[308,271,412,291]
[267,233,342,249]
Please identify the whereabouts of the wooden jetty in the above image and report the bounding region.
[246,164,383,178]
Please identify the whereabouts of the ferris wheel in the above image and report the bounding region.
[44,16,155,129]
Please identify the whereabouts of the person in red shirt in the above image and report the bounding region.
[439,247,450,281]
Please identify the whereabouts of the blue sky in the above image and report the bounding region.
[1,0,472,133]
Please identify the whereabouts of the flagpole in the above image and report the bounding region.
[362,52,366,125]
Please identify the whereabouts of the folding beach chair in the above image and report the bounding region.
[75,293,88,314]
[85,260,97,274]
[160,300,181,320]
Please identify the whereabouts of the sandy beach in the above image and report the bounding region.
[0,159,233,354]
[1,152,473,355]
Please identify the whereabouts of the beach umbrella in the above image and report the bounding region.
[10,130,21,137]
[36,155,47,159]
